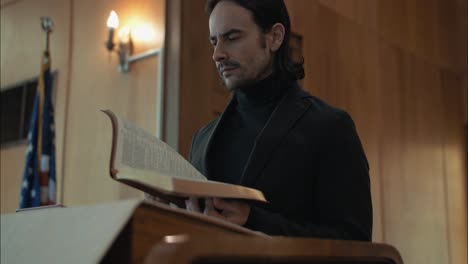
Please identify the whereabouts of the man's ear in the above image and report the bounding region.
[269,23,285,52]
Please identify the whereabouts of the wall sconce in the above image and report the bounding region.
[105,10,161,73]
[104,10,165,141]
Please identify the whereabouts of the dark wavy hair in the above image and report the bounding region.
[206,0,305,81]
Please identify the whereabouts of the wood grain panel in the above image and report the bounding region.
[440,71,468,264]
[464,75,468,123]
[316,0,357,24]
[406,0,440,66]
[318,0,467,73]
[178,0,220,158]
[378,43,453,264]
[400,53,449,264]
[316,0,378,30]
[300,3,339,104]
[377,39,405,249]
[284,0,316,34]
[436,0,466,72]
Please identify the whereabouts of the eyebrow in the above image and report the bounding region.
[209,29,243,42]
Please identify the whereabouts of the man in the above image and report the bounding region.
[186,0,372,241]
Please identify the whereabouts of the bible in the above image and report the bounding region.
[102,110,267,203]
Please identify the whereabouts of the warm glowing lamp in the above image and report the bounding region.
[118,26,131,45]
[104,10,161,73]
[106,10,119,51]
[103,10,164,139]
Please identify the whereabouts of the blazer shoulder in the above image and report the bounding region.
[298,90,350,122]
[292,91,359,143]
[193,117,219,141]
[293,86,342,114]
[189,117,219,164]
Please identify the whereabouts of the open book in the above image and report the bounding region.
[102,110,267,203]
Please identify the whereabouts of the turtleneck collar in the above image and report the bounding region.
[234,73,291,111]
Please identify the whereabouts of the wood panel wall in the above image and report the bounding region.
[0,0,165,212]
[177,1,467,264]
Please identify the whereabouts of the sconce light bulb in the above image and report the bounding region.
[106,10,119,51]
[107,10,119,29]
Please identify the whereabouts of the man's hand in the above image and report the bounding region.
[144,193,170,204]
[185,197,250,226]
[144,193,186,207]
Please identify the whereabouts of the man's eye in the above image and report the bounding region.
[227,36,238,41]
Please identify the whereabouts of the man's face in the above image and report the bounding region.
[209,1,274,90]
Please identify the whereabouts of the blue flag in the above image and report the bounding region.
[19,51,56,208]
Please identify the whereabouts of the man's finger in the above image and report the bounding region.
[204,198,224,217]
[204,198,214,212]
[186,197,202,213]
[213,198,250,225]
[213,198,239,212]
[144,193,170,204]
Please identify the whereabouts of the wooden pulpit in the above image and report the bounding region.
[0,199,403,264]
[144,235,403,264]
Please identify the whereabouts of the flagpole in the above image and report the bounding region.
[38,17,54,205]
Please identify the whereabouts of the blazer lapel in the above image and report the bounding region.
[240,85,312,187]
[199,98,237,178]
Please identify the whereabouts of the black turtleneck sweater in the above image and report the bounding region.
[207,74,289,184]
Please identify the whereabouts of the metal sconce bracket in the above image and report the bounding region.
[118,46,161,73]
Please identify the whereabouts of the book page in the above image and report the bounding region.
[114,114,206,181]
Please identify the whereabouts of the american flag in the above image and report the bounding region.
[19,50,56,208]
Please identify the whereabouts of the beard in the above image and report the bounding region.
[217,61,245,91]
[222,74,253,91]
[216,37,272,91]
[219,64,274,92]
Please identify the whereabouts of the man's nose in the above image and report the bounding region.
[212,44,227,62]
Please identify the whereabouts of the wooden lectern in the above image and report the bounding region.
[1,199,403,264]
[101,200,266,263]
[144,236,403,264]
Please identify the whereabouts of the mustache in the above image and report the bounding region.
[217,61,240,73]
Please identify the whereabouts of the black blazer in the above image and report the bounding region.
[189,84,373,241]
